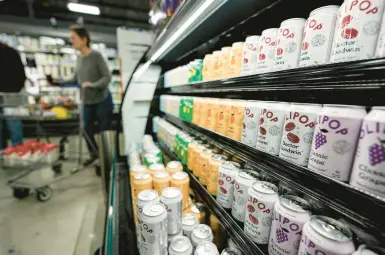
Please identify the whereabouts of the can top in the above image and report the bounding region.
[161,187,182,199]
[203,149,213,155]
[213,51,222,56]
[310,5,339,17]
[281,18,306,27]
[154,171,170,179]
[238,171,257,180]
[232,42,244,47]
[261,28,278,35]
[167,161,182,169]
[138,190,158,202]
[192,224,213,240]
[280,195,311,213]
[221,247,243,255]
[190,202,205,213]
[172,171,188,180]
[252,181,278,195]
[170,236,192,253]
[134,172,151,180]
[182,213,199,227]
[222,161,240,171]
[149,163,165,171]
[245,35,261,42]
[222,46,232,52]
[143,202,166,217]
[227,161,241,168]
[130,165,147,172]
[204,54,213,59]
[309,216,352,242]
[211,154,228,162]
[195,241,219,255]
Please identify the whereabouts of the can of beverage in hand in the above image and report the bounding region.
[350,107,385,197]
[257,101,290,155]
[199,149,213,185]
[298,216,355,255]
[217,161,240,209]
[171,172,190,209]
[268,196,312,255]
[330,0,385,63]
[167,161,183,174]
[308,104,366,181]
[241,100,264,147]
[299,6,340,67]
[256,28,279,73]
[169,236,193,255]
[241,35,261,76]
[232,171,258,222]
[153,171,170,195]
[182,213,199,238]
[161,187,183,235]
[191,224,214,248]
[139,203,168,255]
[273,18,306,71]
[207,154,229,196]
[221,248,243,255]
[229,42,245,78]
[244,181,279,244]
[279,103,323,166]
[195,241,219,255]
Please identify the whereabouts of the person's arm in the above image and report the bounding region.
[87,53,111,89]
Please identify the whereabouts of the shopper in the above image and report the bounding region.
[60,25,113,166]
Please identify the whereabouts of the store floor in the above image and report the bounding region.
[0,162,106,255]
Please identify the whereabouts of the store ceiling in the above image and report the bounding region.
[0,0,151,29]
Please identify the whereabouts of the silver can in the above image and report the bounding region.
[191,224,214,248]
[216,161,240,209]
[182,213,200,239]
[169,236,193,255]
[168,229,183,245]
[221,248,243,255]
[232,171,258,222]
[194,241,219,255]
[161,187,183,235]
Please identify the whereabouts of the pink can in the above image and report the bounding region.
[268,196,312,255]
[256,28,279,73]
[330,0,385,63]
[241,100,264,147]
[241,35,261,76]
[273,18,306,71]
[299,6,340,67]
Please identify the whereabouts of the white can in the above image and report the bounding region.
[231,171,258,222]
[308,105,366,181]
[241,100,264,147]
[299,6,340,67]
[279,103,323,166]
[161,187,183,235]
[256,28,279,73]
[298,216,355,255]
[350,107,385,197]
[194,241,219,255]
[268,196,312,255]
[140,203,168,255]
[191,224,214,248]
[244,181,279,244]
[353,245,380,255]
[182,213,199,239]
[273,18,306,71]
[169,236,193,255]
[168,229,183,245]
[241,35,261,76]
[375,13,385,56]
[330,0,385,63]
[256,101,290,155]
[216,161,240,209]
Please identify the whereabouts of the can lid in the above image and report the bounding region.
[245,35,261,43]
[211,154,228,162]
[134,172,151,180]
[238,171,257,180]
[195,241,218,255]
[190,202,205,213]
[192,224,212,239]
[138,190,158,202]
[131,165,147,172]
[149,163,165,171]
[252,181,278,195]
[167,161,182,169]
[221,247,243,255]
[222,46,232,51]
[280,195,311,213]
[227,161,241,168]
[170,236,192,253]
[309,216,353,242]
[143,203,166,217]
[154,171,170,179]
[262,28,278,35]
[203,149,213,155]
[172,171,188,180]
[182,213,199,227]
[161,187,182,199]
[222,161,240,171]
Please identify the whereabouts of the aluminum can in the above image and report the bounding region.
[350,107,385,196]
[221,248,243,255]
[227,100,246,142]
[132,172,153,199]
[241,100,264,147]
[229,42,245,78]
[299,6,340,67]
[206,98,220,131]
[161,187,183,235]
[375,13,385,57]
[256,28,279,73]
[167,161,183,174]
[186,202,207,224]
[191,224,214,247]
[256,101,290,155]
[279,103,323,166]
[273,18,306,71]
[188,141,200,170]
[298,216,355,255]
[212,51,223,80]
[171,172,190,209]
[169,229,183,245]
[207,154,228,195]
[139,203,168,255]
[268,196,312,255]
[169,236,193,255]
[308,104,366,181]
[241,35,261,76]
[148,163,166,177]
[182,213,199,238]
[199,149,214,185]
[220,47,232,79]
[193,144,208,176]
[130,164,147,184]
[244,181,279,244]
[153,171,170,195]
[330,0,385,63]
[203,54,214,81]
[194,241,219,255]
[232,171,258,222]
[215,99,232,135]
[216,161,240,209]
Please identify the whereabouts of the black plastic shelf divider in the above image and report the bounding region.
[162,113,385,242]
[158,140,266,255]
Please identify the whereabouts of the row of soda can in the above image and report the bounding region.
[165,0,385,86]
[160,95,385,198]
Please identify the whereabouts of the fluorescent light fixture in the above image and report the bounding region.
[67,3,100,15]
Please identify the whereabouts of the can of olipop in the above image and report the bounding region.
[299,6,340,67]
[256,28,279,73]
[273,18,306,71]
[161,187,183,235]
[182,213,199,238]
[216,161,240,209]
[195,241,219,255]
[232,171,258,222]
[191,224,214,248]
[139,203,168,255]
[308,105,366,181]
[241,100,264,148]
[169,236,193,255]
[297,216,355,255]
[241,35,261,76]
[279,103,323,166]
[350,107,385,197]
[268,196,312,255]
[244,181,279,244]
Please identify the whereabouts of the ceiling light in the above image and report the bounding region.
[67,3,100,15]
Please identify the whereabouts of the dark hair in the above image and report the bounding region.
[70,25,91,47]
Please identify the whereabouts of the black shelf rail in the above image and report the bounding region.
[158,140,266,255]
[162,113,385,243]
